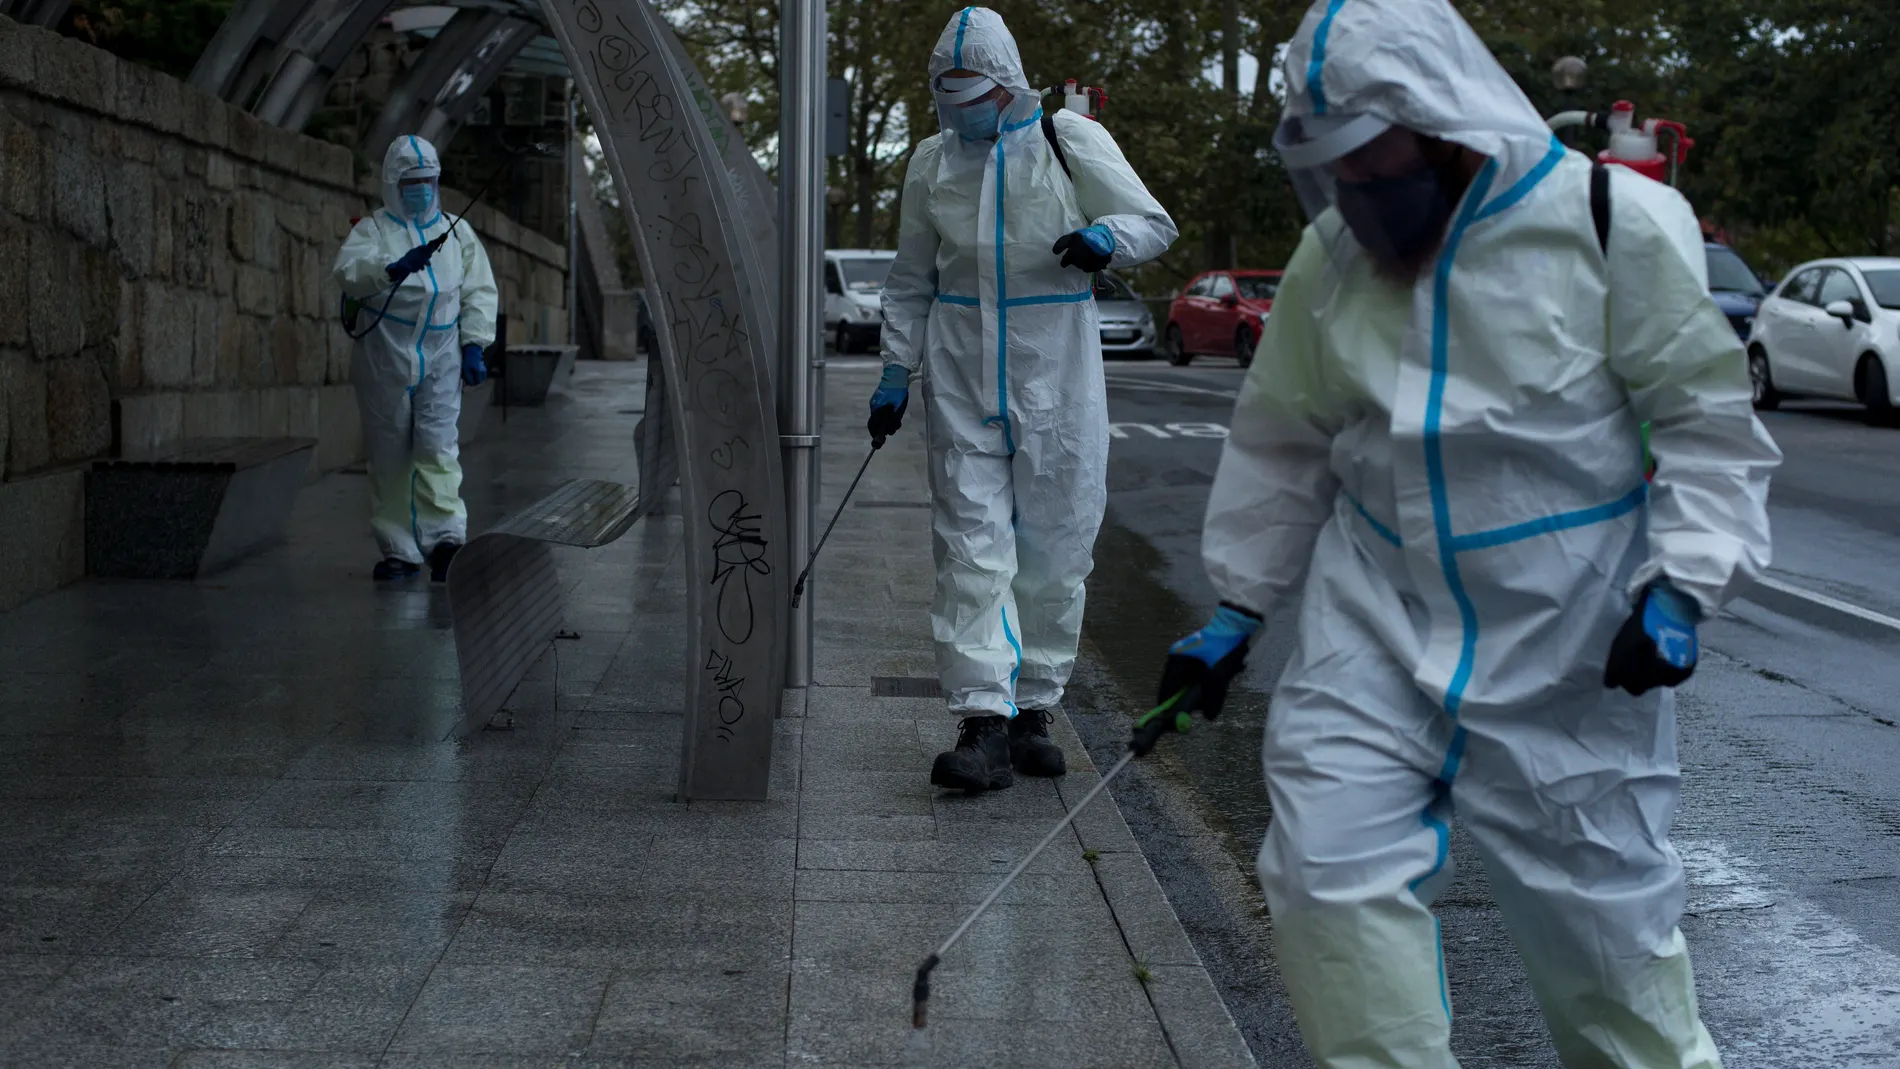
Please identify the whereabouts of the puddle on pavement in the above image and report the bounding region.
[1080,518,1276,872]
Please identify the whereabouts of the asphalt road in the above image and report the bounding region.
[1068,357,1900,1067]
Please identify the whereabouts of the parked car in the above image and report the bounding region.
[1705,242,1767,339]
[1093,270,1155,359]
[1162,270,1282,367]
[1747,257,1900,417]
[824,249,896,353]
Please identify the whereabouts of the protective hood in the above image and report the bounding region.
[381,134,443,224]
[1282,0,1551,164]
[929,8,1040,139]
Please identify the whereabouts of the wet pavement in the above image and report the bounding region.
[1081,359,1900,1066]
[0,360,1254,1067]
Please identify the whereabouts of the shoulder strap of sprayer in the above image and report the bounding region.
[1041,109,1072,181]
[1591,161,1611,256]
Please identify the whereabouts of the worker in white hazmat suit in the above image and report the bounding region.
[1154,1,1780,1065]
[876,7,1177,792]
[333,136,499,582]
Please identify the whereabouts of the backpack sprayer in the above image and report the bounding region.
[1043,79,1107,120]
[1548,100,1693,189]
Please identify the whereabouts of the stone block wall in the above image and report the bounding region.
[0,16,568,611]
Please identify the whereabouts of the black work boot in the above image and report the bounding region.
[1008,708,1067,777]
[372,557,421,581]
[930,715,1014,794]
[428,541,462,582]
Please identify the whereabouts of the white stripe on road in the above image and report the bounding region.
[1103,376,1240,400]
[1751,575,1900,634]
[1675,838,1900,1063]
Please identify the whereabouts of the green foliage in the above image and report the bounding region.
[44,0,1899,287]
[650,0,1897,291]
[61,0,236,82]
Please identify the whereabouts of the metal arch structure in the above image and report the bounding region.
[189,0,399,132]
[189,0,317,110]
[361,7,540,156]
[542,0,789,800]
[253,0,398,129]
[0,0,68,28]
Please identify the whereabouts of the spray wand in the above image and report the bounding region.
[909,690,1198,1033]
[790,429,893,608]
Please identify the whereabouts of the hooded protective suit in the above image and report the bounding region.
[333,136,499,565]
[1204,2,1780,1065]
[883,7,1177,718]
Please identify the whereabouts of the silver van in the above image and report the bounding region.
[824,249,897,353]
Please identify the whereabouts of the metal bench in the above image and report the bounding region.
[87,437,316,579]
[447,478,648,729]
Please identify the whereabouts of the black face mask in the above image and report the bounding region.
[1334,166,1455,272]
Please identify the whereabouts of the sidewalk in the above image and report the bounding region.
[0,359,1254,1067]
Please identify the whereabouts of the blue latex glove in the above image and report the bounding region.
[1604,580,1700,695]
[1157,603,1264,718]
[867,364,911,445]
[1052,224,1115,272]
[461,343,487,386]
[386,243,436,283]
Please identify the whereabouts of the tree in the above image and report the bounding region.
[60,0,235,82]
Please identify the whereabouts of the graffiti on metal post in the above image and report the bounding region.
[708,489,768,647]
[703,649,746,742]
[547,0,786,799]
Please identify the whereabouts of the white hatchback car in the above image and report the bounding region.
[1748,257,1900,417]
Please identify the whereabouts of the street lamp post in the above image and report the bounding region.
[779,0,826,690]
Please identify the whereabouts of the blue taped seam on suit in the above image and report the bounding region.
[1424,159,1499,719]
[410,218,441,392]
[991,137,1015,456]
[1473,136,1566,223]
[1004,290,1092,307]
[1001,605,1022,717]
[1307,0,1348,115]
[1449,484,1647,552]
[1345,489,1403,547]
[378,312,460,331]
[1400,161,1501,1028]
[953,7,972,68]
[1003,107,1041,134]
[939,290,1090,308]
[408,469,421,557]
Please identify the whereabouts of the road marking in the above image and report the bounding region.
[1674,838,1900,1059]
[1108,422,1230,440]
[1104,376,1240,400]
[1752,575,1900,633]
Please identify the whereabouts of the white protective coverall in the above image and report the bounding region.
[1205,2,1780,1065]
[333,136,499,564]
[882,7,1178,718]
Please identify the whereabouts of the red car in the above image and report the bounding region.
[1162,269,1283,367]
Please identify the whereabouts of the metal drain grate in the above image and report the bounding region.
[857,500,931,509]
[872,676,945,697]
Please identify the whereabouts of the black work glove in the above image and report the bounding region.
[867,396,908,448]
[1156,603,1263,719]
[386,242,437,283]
[1603,581,1701,696]
[1052,225,1115,273]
